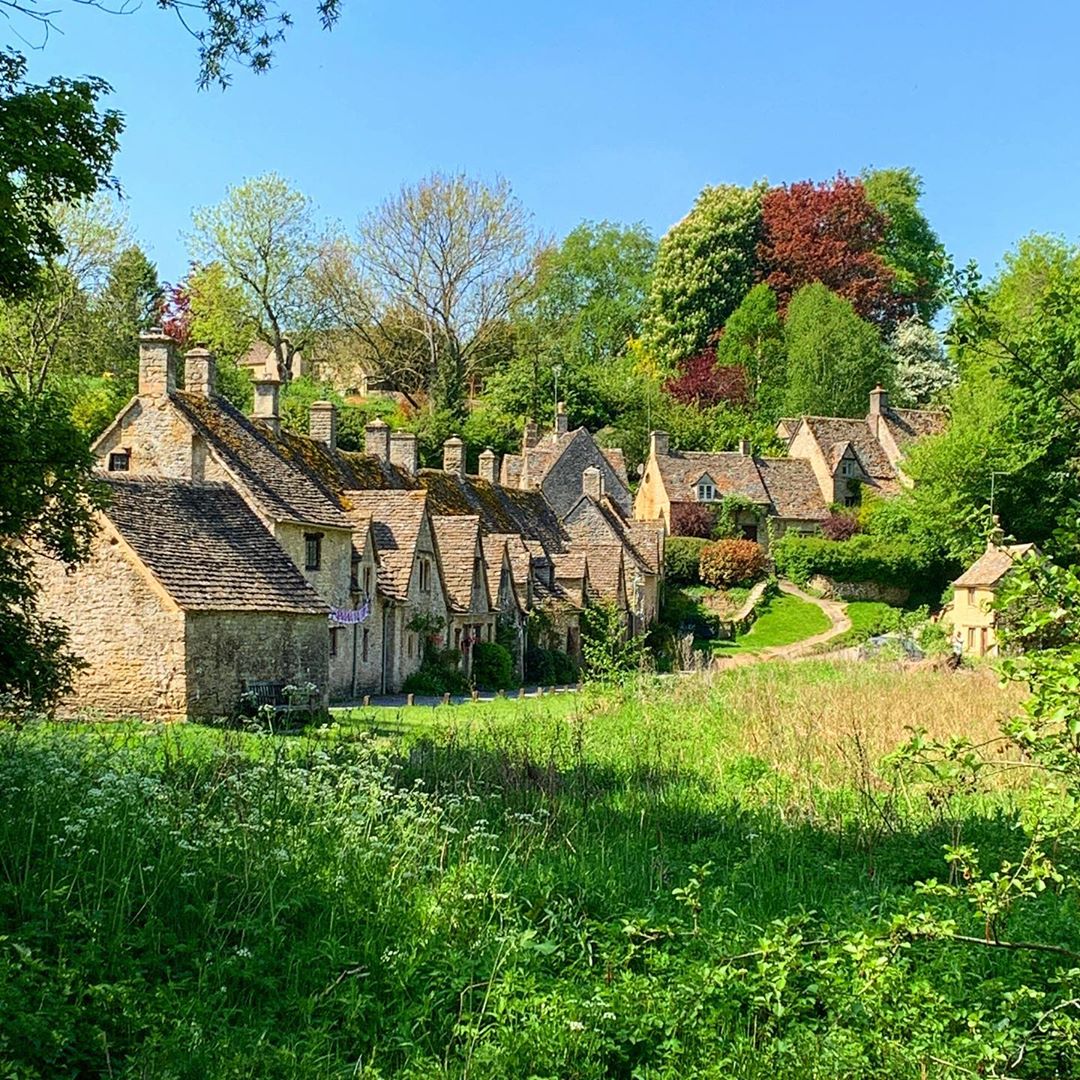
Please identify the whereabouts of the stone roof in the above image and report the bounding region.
[954,543,1036,588]
[480,534,517,611]
[431,515,486,614]
[486,532,531,602]
[171,391,352,530]
[102,475,327,614]
[801,416,899,491]
[625,519,664,574]
[601,447,630,490]
[755,458,830,521]
[583,544,625,604]
[565,494,657,576]
[654,450,772,505]
[882,407,948,449]
[343,489,429,601]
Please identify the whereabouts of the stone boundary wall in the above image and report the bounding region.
[808,575,909,605]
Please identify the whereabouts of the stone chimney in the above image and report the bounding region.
[869,385,888,438]
[309,401,338,451]
[582,464,603,501]
[252,376,281,435]
[523,417,539,449]
[443,435,465,478]
[738,437,752,456]
[365,418,390,461]
[138,329,176,398]
[650,430,670,458]
[478,447,498,484]
[390,431,419,475]
[554,400,569,436]
[184,346,215,397]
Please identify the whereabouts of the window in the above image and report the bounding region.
[304,533,323,571]
[329,627,339,658]
[454,627,462,650]
[697,482,715,502]
[840,459,857,478]
[362,628,370,662]
[350,559,359,592]
[741,524,758,543]
[407,633,415,659]
[108,451,130,472]
[843,495,858,508]
[363,567,372,595]
[418,557,431,592]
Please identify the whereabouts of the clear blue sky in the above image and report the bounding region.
[20,0,1080,283]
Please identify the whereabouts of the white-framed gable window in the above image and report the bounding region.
[696,481,716,502]
[840,458,858,479]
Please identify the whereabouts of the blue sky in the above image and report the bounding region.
[20,0,1080,283]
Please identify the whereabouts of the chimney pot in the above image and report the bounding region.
[478,447,499,484]
[389,431,419,475]
[138,329,176,398]
[555,400,569,435]
[523,417,539,450]
[582,464,603,501]
[184,346,215,397]
[251,375,281,436]
[869,384,888,416]
[365,418,390,461]
[738,437,752,456]
[649,430,670,458]
[309,401,338,452]
[443,435,465,478]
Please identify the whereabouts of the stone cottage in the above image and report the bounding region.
[36,475,329,720]
[943,541,1035,657]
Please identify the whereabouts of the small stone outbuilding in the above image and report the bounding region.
[944,541,1035,657]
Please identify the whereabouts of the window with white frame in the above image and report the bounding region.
[840,458,857,478]
[696,482,715,502]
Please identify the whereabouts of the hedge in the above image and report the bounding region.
[664,536,708,585]
[772,533,932,589]
[471,642,514,690]
[698,539,767,587]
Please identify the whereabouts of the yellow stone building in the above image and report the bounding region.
[944,542,1035,657]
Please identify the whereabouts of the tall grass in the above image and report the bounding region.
[0,662,1068,1078]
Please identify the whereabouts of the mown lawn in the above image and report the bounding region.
[1,662,1065,1079]
[712,591,831,654]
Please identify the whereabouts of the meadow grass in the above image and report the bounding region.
[712,591,831,654]
[0,661,1068,1078]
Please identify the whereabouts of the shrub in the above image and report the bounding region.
[471,642,514,690]
[664,536,708,584]
[698,539,767,587]
[402,648,470,696]
[773,533,932,589]
[581,602,646,681]
[669,501,716,538]
[820,510,861,541]
[523,645,577,686]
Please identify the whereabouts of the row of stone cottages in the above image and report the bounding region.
[37,333,664,720]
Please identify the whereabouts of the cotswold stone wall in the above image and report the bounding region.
[35,531,187,719]
[808,575,910,605]
[184,611,329,718]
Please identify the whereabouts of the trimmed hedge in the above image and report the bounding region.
[773,533,932,589]
[471,642,514,690]
[664,536,708,585]
[698,539,767,587]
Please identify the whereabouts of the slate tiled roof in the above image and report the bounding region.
[171,391,352,529]
[487,532,531,604]
[601,447,630,490]
[654,450,772,504]
[344,489,429,601]
[755,458,830,521]
[883,407,948,449]
[953,543,1036,588]
[582,544,625,603]
[102,475,327,614]
[480,534,515,611]
[625,519,664,574]
[432,515,486,614]
[801,417,899,491]
[552,551,587,580]
[566,494,656,576]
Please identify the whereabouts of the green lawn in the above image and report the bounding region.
[712,590,831,654]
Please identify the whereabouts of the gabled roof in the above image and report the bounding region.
[486,532,531,604]
[480,534,519,612]
[883,407,948,449]
[431,515,487,614]
[170,391,352,529]
[654,450,772,505]
[953,543,1036,588]
[755,458,830,521]
[564,494,656,576]
[625,519,664,574]
[601,447,630,490]
[800,416,899,491]
[582,544,626,605]
[102,475,327,614]
[343,489,429,601]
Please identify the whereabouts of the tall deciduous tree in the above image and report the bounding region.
[863,168,947,322]
[331,173,533,417]
[189,174,334,384]
[643,182,765,367]
[714,283,786,418]
[783,283,890,417]
[759,174,910,331]
[889,317,955,407]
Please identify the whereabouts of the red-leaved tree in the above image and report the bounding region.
[664,347,748,407]
[758,174,912,330]
[820,511,861,541]
[160,282,192,346]
[669,501,717,538]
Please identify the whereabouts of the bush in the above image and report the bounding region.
[698,539,767,588]
[471,642,514,690]
[524,645,577,686]
[820,511,861,541]
[669,501,717,539]
[402,648,470,696]
[664,536,708,585]
[773,533,932,589]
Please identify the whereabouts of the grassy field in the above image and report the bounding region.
[712,591,831,655]
[1,661,1069,1078]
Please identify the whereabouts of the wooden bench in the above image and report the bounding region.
[241,680,319,716]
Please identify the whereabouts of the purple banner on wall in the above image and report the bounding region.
[330,599,372,626]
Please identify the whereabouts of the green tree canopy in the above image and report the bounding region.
[783,283,890,417]
[714,283,786,419]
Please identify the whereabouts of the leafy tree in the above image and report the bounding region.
[643,182,765,367]
[760,174,910,331]
[863,167,947,322]
[888,317,956,407]
[713,283,786,417]
[783,283,890,417]
[189,173,334,383]
[90,246,162,385]
[663,348,747,407]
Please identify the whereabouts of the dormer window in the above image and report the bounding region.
[697,482,715,502]
[840,459,857,479]
[108,451,130,472]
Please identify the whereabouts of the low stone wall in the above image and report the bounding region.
[808,575,909,605]
[717,579,772,640]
